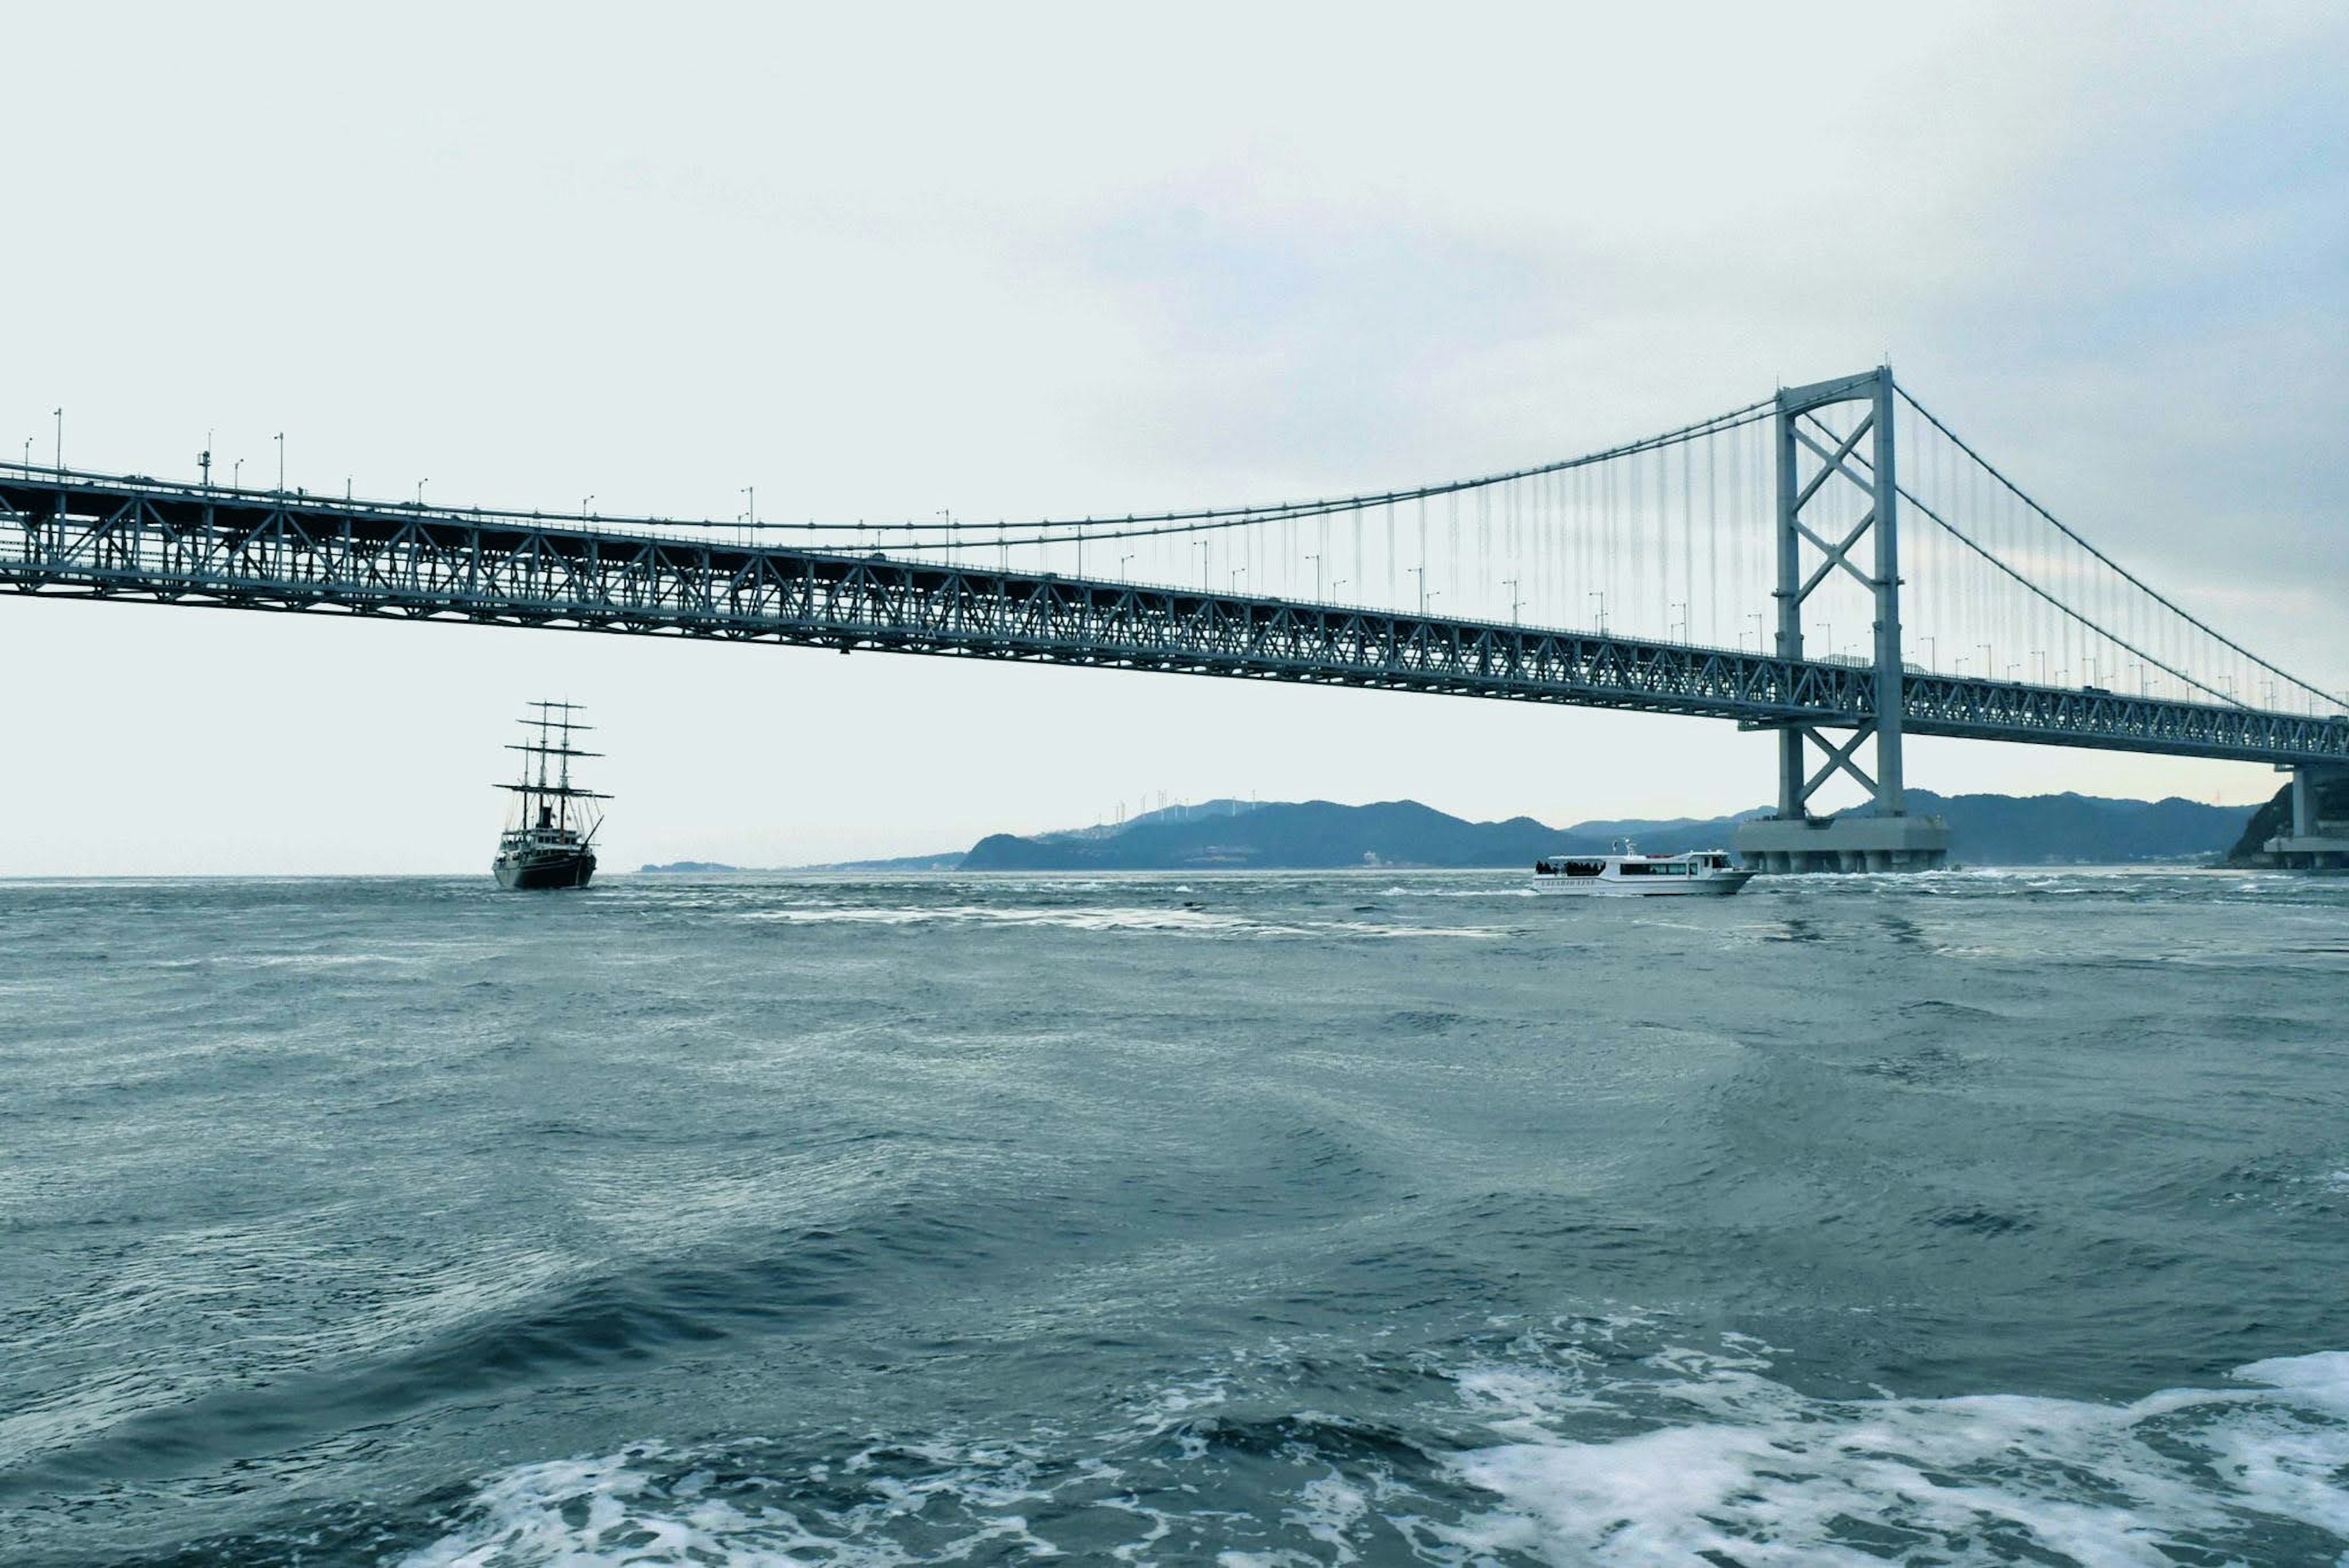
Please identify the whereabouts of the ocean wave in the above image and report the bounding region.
[385,1339,2349,1566]
[1437,1344,2349,1564]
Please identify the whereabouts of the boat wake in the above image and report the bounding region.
[389,1334,2349,1566]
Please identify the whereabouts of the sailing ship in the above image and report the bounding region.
[493,700,607,889]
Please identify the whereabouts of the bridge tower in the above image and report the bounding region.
[1734,368,1953,872]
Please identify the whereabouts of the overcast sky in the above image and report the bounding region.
[4,3,2343,874]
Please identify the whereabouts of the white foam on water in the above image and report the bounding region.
[390,1447,831,1568]
[1129,1372,1232,1422]
[1285,1470,1371,1562]
[729,902,1505,941]
[734,902,1294,936]
[392,1442,1058,1567]
[1435,1347,2349,1566]
[179,951,434,969]
[390,1348,2349,1566]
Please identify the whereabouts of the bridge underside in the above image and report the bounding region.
[4,473,2343,788]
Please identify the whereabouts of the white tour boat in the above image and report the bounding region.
[1531,841,1756,897]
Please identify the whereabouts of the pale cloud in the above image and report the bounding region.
[1,2,2340,871]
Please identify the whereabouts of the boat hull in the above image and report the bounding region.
[1532,874,1753,897]
[494,852,597,890]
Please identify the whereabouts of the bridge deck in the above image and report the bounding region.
[4,470,2342,768]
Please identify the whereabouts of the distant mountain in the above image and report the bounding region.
[957,791,2254,872]
[764,802,1267,872]
[788,852,968,873]
[964,799,1568,872]
[1918,791,2251,866]
[1031,798,1263,842]
[642,852,967,874]
[674,791,2254,874]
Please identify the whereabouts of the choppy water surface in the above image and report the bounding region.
[4,868,2348,1566]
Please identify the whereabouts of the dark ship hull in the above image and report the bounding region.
[493,849,596,890]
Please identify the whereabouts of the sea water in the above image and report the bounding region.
[2,868,2347,1565]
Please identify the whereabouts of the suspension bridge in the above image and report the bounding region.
[5,368,2343,869]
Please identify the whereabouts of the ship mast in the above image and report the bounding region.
[499,700,611,841]
[557,704,573,831]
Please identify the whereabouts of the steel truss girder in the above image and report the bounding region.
[2,471,2343,768]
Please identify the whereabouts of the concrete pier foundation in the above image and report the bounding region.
[2262,765,2349,868]
[2263,839,2349,869]
[1734,813,1953,874]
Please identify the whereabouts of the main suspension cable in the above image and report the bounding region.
[1896,384,2338,710]
[1806,407,2317,713]
[798,400,1778,551]
[1899,483,2243,709]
